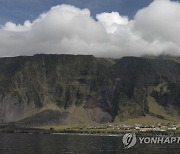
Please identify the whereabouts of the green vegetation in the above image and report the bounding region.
[177,127,180,133]
[40,124,125,134]
[115,114,176,125]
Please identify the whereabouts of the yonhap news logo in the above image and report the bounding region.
[122,133,137,149]
[122,133,180,149]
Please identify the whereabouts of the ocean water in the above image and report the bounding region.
[0,133,179,154]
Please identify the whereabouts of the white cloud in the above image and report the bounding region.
[96,12,129,33]
[0,0,180,58]
[134,0,180,43]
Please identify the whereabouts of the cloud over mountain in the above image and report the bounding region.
[0,0,180,57]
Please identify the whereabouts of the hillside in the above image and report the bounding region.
[0,54,179,126]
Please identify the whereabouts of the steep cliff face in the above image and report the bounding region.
[0,54,179,125]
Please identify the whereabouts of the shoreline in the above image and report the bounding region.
[0,123,179,136]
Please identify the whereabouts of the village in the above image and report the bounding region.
[86,123,180,133]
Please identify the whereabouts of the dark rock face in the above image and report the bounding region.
[0,54,179,124]
[19,110,69,127]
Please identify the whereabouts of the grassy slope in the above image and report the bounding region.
[146,83,180,122]
[114,115,176,125]
[17,103,62,121]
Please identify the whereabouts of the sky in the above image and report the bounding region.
[0,0,154,24]
[0,0,180,57]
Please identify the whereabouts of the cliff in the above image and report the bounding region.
[0,54,179,126]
